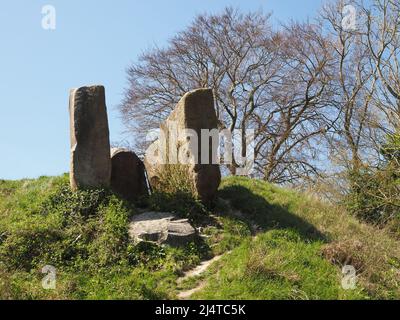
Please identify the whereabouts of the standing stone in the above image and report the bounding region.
[69,85,111,190]
[110,148,148,201]
[145,88,221,204]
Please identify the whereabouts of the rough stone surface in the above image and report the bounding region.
[145,88,221,203]
[69,85,111,190]
[110,148,148,201]
[129,212,197,246]
[144,139,162,188]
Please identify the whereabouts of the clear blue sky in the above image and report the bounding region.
[0,0,326,180]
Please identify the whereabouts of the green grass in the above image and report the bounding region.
[190,177,400,299]
[0,175,212,299]
[1,175,400,300]
[192,230,366,300]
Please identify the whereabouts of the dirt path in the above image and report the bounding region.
[176,201,259,300]
[177,282,206,300]
[176,253,227,300]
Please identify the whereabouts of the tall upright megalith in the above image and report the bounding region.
[145,88,221,204]
[69,85,111,190]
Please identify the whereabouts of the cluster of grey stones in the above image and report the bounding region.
[68,85,221,245]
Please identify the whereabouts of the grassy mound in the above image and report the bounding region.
[192,230,365,300]
[191,177,400,299]
[0,175,399,299]
[0,175,208,299]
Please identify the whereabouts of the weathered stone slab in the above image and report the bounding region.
[69,85,111,190]
[129,212,196,246]
[145,88,221,204]
[110,148,148,201]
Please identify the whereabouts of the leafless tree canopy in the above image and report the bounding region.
[121,2,400,187]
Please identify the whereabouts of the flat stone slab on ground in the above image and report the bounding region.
[129,212,196,246]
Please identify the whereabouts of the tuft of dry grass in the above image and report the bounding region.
[321,240,365,271]
[152,164,196,196]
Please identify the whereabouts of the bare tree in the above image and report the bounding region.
[122,8,281,174]
[121,8,335,183]
[364,0,400,133]
[321,0,378,174]
[254,23,336,184]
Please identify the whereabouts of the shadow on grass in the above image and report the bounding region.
[218,185,327,242]
[144,190,223,229]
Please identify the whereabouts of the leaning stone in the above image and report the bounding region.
[110,148,148,201]
[128,212,196,246]
[145,88,221,204]
[69,85,111,190]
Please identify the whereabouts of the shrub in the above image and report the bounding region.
[347,167,399,225]
[346,134,400,226]
[0,182,134,272]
